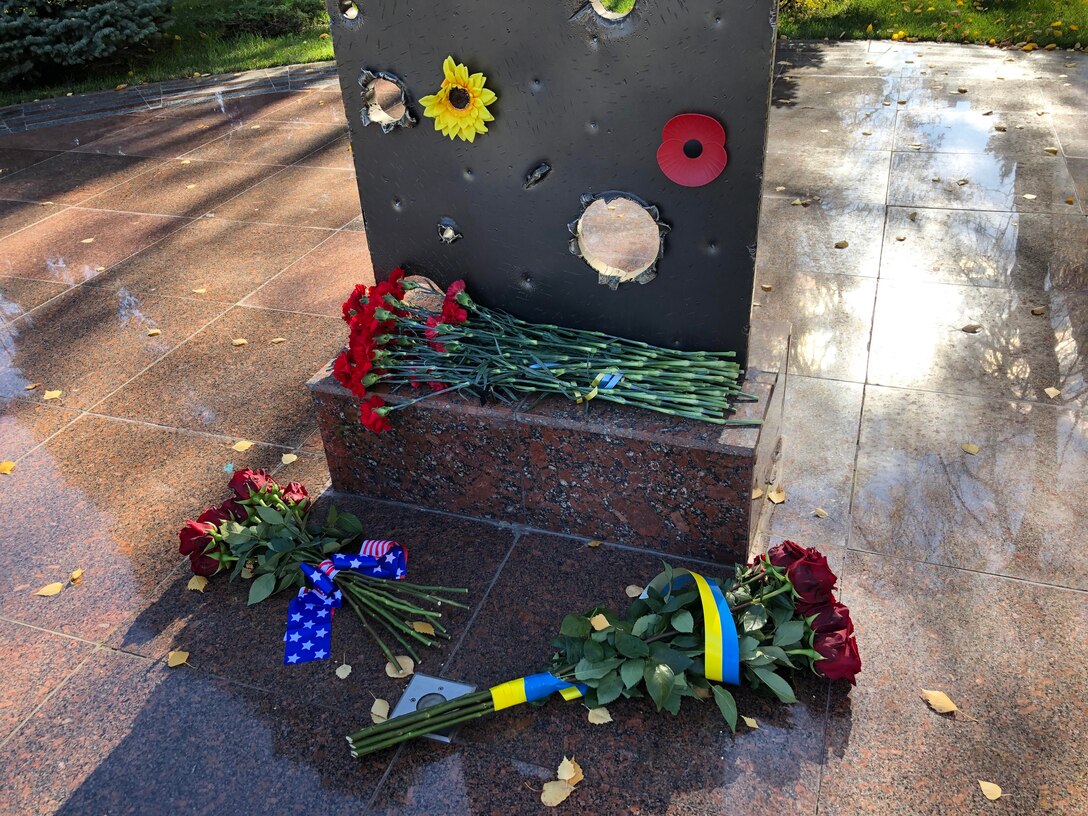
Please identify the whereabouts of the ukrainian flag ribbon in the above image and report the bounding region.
[489,673,588,712]
[486,568,740,709]
[574,368,624,404]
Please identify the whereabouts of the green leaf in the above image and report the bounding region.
[649,642,693,673]
[741,605,769,633]
[644,662,676,712]
[583,639,606,663]
[620,658,646,689]
[671,610,694,633]
[339,512,364,534]
[739,636,759,660]
[660,590,698,614]
[560,614,592,638]
[710,685,738,733]
[325,504,339,529]
[247,573,276,606]
[758,645,797,668]
[773,620,805,647]
[752,666,797,703]
[596,671,624,705]
[255,505,285,526]
[632,613,662,638]
[574,657,625,681]
[614,631,649,658]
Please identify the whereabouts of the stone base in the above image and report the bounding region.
[309,329,787,565]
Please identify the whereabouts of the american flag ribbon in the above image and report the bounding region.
[284,540,408,665]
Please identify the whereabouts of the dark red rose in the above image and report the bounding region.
[282,482,310,506]
[800,601,854,635]
[767,540,806,569]
[814,631,862,684]
[359,395,391,433]
[178,520,214,556]
[787,548,838,606]
[189,551,220,577]
[228,468,273,499]
[218,499,247,522]
[196,504,232,529]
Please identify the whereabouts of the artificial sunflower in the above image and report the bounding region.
[419,56,497,143]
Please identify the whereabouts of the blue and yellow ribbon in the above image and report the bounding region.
[574,368,624,404]
[489,672,588,711]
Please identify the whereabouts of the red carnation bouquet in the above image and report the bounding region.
[179,469,468,667]
[346,540,859,758]
[333,270,756,432]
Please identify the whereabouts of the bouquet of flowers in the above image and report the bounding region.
[333,270,757,432]
[345,540,859,757]
[179,468,468,668]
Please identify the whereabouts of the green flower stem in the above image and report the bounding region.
[341,590,399,667]
[350,700,497,757]
[349,591,434,651]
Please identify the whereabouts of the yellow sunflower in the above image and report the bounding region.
[419,56,497,143]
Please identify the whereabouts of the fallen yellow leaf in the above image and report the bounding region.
[1044,387,1061,399]
[834,240,849,249]
[167,650,189,668]
[185,184,196,189]
[281,453,298,465]
[1030,306,1046,316]
[760,283,773,292]
[960,324,982,334]
[741,715,759,729]
[625,585,643,598]
[589,613,610,631]
[180,159,191,164]
[232,440,253,453]
[25,382,41,391]
[767,486,787,505]
[1022,194,1037,201]
[69,568,84,585]
[187,575,208,592]
[0,461,14,475]
[557,756,584,786]
[1044,147,1059,155]
[410,621,435,636]
[979,780,1003,800]
[335,663,352,679]
[587,707,612,725]
[961,443,980,455]
[586,540,602,548]
[147,329,161,337]
[370,698,389,723]
[814,508,829,519]
[920,688,959,714]
[35,582,64,597]
[541,780,574,807]
[43,390,62,401]
[80,237,94,244]
[232,338,248,347]
[385,656,415,679]
[192,287,207,294]
[270,337,287,344]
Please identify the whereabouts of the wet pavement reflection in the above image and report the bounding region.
[0,40,1084,816]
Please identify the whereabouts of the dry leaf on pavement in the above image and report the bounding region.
[557,757,584,786]
[411,621,436,636]
[232,440,253,453]
[35,582,64,597]
[767,487,787,505]
[281,453,298,465]
[961,443,980,455]
[370,698,390,723]
[589,614,610,631]
[541,780,574,807]
[385,656,415,679]
[187,575,208,592]
[920,688,958,714]
[741,715,759,729]
[587,707,612,725]
[0,461,14,475]
[625,585,644,598]
[167,650,189,668]
[335,663,352,680]
[978,780,1003,800]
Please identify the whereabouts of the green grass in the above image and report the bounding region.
[1,0,334,107]
[780,0,1087,48]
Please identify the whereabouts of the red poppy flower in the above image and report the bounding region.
[656,114,727,187]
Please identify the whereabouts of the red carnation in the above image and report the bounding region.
[229,468,273,499]
[342,284,369,323]
[178,519,214,556]
[813,631,862,684]
[333,350,354,387]
[441,280,468,324]
[359,395,391,433]
[427,381,447,392]
[767,540,806,569]
[787,548,838,606]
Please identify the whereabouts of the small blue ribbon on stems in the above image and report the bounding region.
[284,540,408,665]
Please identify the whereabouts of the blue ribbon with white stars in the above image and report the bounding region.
[284,541,408,665]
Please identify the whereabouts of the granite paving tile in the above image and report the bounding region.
[766,106,897,152]
[444,533,831,816]
[0,207,189,285]
[1051,112,1088,159]
[891,109,1061,156]
[851,386,1088,588]
[183,120,346,166]
[108,495,514,711]
[0,398,80,459]
[72,113,242,159]
[878,209,1088,290]
[90,217,331,302]
[150,90,305,123]
[0,415,291,640]
[261,90,349,125]
[0,115,146,151]
[897,77,1048,112]
[80,158,280,218]
[294,134,355,169]
[0,200,65,241]
[887,151,1079,212]
[0,276,68,322]
[0,620,93,741]
[772,75,902,109]
[0,152,156,205]
[0,147,59,177]
[752,271,877,381]
[867,279,1088,405]
[210,165,361,228]
[1069,157,1088,209]
[94,306,345,446]
[766,376,863,549]
[0,649,385,815]
[764,147,891,206]
[817,551,1088,816]
[754,197,885,279]
[0,284,227,408]
[243,229,373,317]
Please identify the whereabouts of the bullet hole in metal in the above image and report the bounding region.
[339,0,359,21]
[524,161,552,189]
[437,217,463,244]
[392,197,403,211]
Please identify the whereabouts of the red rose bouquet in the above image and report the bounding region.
[179,469,468,668]
[345,540,859,757]
[333,270,757,432]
